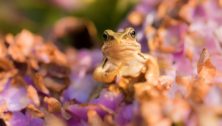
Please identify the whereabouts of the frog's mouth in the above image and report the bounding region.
[103,43,141,60]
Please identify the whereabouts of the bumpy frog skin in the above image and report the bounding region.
[93,27,159,83]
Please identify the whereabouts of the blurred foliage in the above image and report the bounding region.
[0,0,138,38]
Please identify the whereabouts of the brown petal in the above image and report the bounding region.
[197,48,216,83]
[87,110,105,126]
[32,73,49,94]
[44,97,61,113]
[26,104,44,118]
[27,85,40,106]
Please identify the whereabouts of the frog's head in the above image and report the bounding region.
[101,27,141,60]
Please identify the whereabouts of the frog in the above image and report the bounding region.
[93,27,160,85]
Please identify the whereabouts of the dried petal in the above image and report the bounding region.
[26,104,44,118]
[44,97,61,113]
[45,114,67,126]
[87,110,105,126]
[27,85,40,106]
[32,73,49,95]
[197,48,216,83]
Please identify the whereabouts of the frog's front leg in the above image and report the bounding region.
[93,58,120,83]
[93,66,118,83]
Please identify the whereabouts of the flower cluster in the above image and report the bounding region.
[0,0,222,126]
[118,0,222,125]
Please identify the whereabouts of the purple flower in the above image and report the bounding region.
[0,81,30,112]
[8,112,44,126]
[62,75,98,103]
[115,104,135,126]
[90,89,123,110]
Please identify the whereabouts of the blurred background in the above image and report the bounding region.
[0,0,138,46]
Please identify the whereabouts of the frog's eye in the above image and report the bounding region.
[102,32,109,41]
[129,30,136,38]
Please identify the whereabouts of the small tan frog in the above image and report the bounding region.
[93,27,159,84]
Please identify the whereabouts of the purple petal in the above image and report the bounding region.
[0,85,30,111]
[67,104,108,121]
[204,86,222,106]
[8,112,43,126]
[62,75,97,103]
[90,89,123,110]
[8,112,29,126]
[115,104,135,126]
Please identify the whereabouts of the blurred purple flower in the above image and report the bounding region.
[0,82,30,112]
[65,89,123,124]
[62,49,102,103]
[90,89,123,110]
[8,112,44,126]
[204,86,222,106]
[115,104,135,126]
[62,75,97,103]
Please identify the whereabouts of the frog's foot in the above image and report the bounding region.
[93,64,122,83]
[116,76,129,88]
[93,68,116,83]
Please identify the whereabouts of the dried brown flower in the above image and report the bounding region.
[87,110,105,126]
[26,104,44,118]
[27,85,40,106]
[44,97,61,113]
[32,73,49,95]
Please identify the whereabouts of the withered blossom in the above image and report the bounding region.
[44,97,62,113]
[1,0,222,126]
